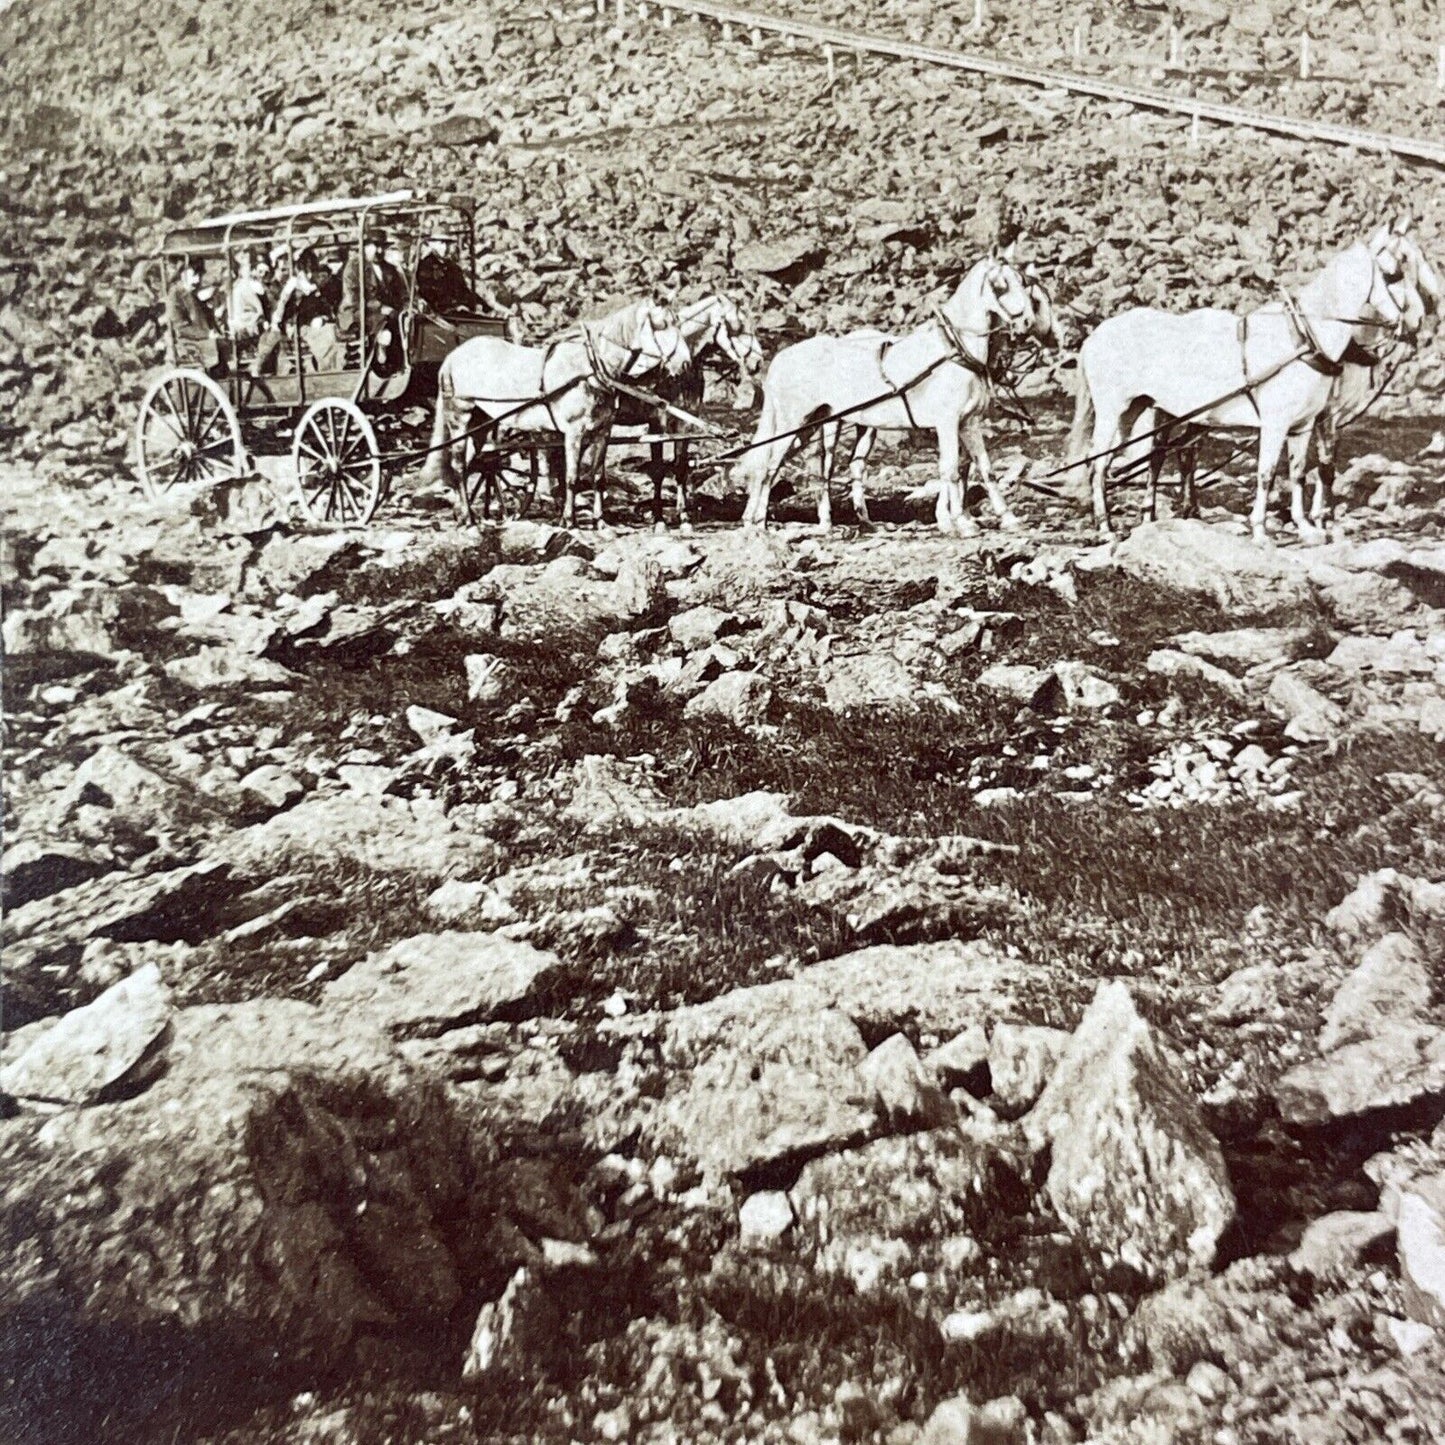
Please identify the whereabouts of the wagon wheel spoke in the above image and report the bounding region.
[297,435,331,466]
[173,378,196,439]
[157,383,188,439]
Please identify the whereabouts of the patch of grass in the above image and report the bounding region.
[172,860,444,1008]
[503,827,855,1016]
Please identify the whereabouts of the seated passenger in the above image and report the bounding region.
[228,249,271,347]
[339,229,408,370]
[257,250,343,373]
[165,256,224,369]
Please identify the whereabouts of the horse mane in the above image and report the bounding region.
[587,297,655,350]
[1303,243,1379,364]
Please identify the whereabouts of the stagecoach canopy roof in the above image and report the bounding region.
[156,190,476,260]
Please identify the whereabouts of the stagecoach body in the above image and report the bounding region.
[134,190,517,524]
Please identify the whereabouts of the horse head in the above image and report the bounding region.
[1337,235,1404,343]
[709,296,764,376]
[1384,226,1441,335]
[1021,264,1065,349]
[634,301,692,378]
[983,257,1033,339]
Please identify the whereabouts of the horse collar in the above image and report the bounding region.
[1280,290,1343,377]
[934,308,992,383]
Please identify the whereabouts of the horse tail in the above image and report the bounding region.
[421,360,454,488]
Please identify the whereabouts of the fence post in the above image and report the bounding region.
[721,19,731,41]
[1072,20,1083,62]
[1189,108,1200,149]
[824,42,835,81]
[1169,23,1181,67]
[615,0,624,23]
[661,6,671,27]
[751,25,762,47]
[972,0,984,32]
[1437,42,1444,90]
[1299,32,1311,80]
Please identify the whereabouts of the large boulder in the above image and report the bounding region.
[323,932,563,1039]
[224,791,500,880]
[1274,1024,1445,1125]
[1318,932,1432,1053]
[1397,1176,1445,1329]
[651,978,877,1178]
[1024,981,1235,1282]
[790,1128,1025,1285]
[1110,520,1311,617]
[0,1000,486,1381]
[0,963,171,1105]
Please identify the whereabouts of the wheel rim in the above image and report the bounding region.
[294,400,380,525]
[137,371,241,495]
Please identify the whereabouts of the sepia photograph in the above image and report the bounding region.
[3,0,1445,1440]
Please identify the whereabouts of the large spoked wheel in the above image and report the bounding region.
[292,398,382,526]
[460,444,539,524]
[135,369,245,499]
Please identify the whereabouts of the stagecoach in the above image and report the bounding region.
[133,190,546,525]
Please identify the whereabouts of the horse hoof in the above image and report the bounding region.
[679,522,694,536]
[998,511,1022,531]
[652,521,667,536]
[955,517,980,538]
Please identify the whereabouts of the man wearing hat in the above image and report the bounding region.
[339,227,408,370]
[165,256,224,369]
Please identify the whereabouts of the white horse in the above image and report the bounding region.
[422,299,691,528]
[610,293,763,530]
[1068,229,1409,544]
[1297,227,1438,528]
[735,255,1035,534]
[1146,224,1438,533]
[823,266,1064,526]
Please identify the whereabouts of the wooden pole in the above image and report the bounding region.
[1190,108,1200,148]
[1299,33,1311,80]
[1437,42,1444,91]
[1169,23,1181,67]
[662,5,672,26]
[972,0,984,33]
[1073,20,1083,63]
[824,42,835,81]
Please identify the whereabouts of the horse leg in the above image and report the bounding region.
[561,426,584,529]
[1286,429,1324,545]
[675,439,692,534]
[1087,403,1126,541]
[651,439,666,531]
[935,425,976,537]
[1145,416,1170,523]
[1313,415,1337,532]
[817,420,839,531]
[962,415,1008,530]
[849,428,875,526]
[1179,433,1200,519]
[1251,421,1289,546]
[587,429,611,528]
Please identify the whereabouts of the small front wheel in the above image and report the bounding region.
[292,398,382,526]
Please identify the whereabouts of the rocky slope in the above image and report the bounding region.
[5,1,1445,1443]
